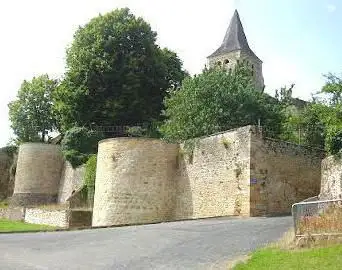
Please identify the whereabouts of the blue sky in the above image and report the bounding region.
[0,0,341,146]
[238,0,342,97]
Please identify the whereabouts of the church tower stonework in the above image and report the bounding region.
[207,10,264,91]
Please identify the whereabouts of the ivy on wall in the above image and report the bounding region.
[83,155,97,206]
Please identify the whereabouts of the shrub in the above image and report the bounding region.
[326,127,342,155]
[61,127,104,167]
[160,66,283,141]
[63,150,89,168]
[127,121,162,138]
[1,145,18,158]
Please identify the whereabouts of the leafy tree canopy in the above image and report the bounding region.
[278,72,342,154]
[54,8,186,133]
[8,74,57,143]
[160,65,284,141]
[321,73,342,106]
[61,126,104,168]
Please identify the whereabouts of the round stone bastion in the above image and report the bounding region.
[92,138,178,227]
[11,143,64,206]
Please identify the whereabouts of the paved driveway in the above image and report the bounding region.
[0,216,292,270]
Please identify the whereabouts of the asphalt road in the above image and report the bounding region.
[0,216,292,270]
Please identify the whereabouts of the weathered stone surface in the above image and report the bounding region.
[69,210,92,228]
[58,162,85,203]
[90,126,324,227]
[24,208,69,228]
[92,138,178,227]
[10,193,58,207]
[250,130,324,215]
[67,186,90,209]
[319,156,342,200]
[12,143,64,206]
[0,208,7,219]
[8,127,325,227]
[0,150,17,201]
[174,126,252,219]
[0,207,25,221]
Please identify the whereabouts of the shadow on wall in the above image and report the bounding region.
[67,185,92,210]
[250,133,324,216]
[0,149,18,201]
[172,153,193,219]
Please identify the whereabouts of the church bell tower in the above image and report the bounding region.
[207,10,264,91]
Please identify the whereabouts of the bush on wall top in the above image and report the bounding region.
[61,126,104,168]
[326,127,342,156]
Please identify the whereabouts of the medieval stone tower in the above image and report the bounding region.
[207,10,264,91]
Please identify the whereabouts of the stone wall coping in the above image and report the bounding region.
[98,137,175,145]
[98,125,255,146]
[19,142,60,147]
[184,125,254,141]
[262,136,326,154]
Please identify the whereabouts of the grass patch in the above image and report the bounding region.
[0,219,57,232]
[233,244,342,270]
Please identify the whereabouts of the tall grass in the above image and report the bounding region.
[298,205,342,235]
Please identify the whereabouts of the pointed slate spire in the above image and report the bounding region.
[208,10,260,60]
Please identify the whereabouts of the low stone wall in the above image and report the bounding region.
[0,208,7,218]
[69,210,92,227]
[0,207,25,221]
[24,208,69,228]
[320,156,342,200]
[2,207,92,228]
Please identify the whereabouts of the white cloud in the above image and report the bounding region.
[327,4,336,13]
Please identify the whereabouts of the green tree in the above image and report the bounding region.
[60,126,104,168]
[8,74,57,143]
[54,8,186,132]
[321,73,342,106]
[287,72,342,153]
[160,65,284,141]
[308,73,342,153]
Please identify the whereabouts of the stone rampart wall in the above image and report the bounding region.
[0,149,17,200]
[24,208,69,228]
[58,162,85,203]
[320,156,342,200]
[174,126,252,220]
[92,138,178,227]
[250,132,324,215]
[11,143,64,206]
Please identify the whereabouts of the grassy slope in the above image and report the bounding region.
[234,245,342,270]
[0,219,56,232]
